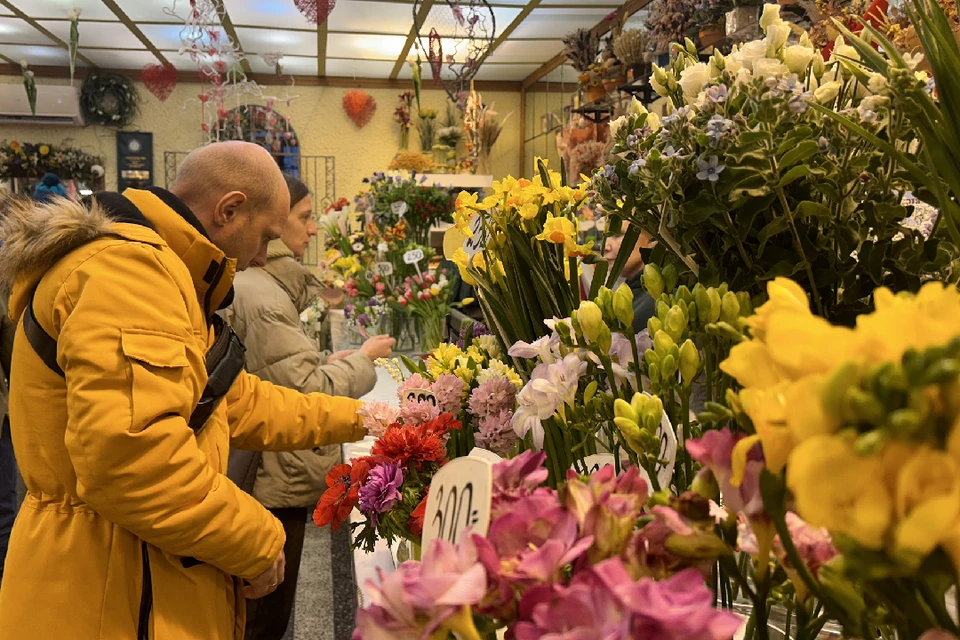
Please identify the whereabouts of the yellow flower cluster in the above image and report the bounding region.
[723,278,960,570]
[447,160,591,286]
[424,341,522,388]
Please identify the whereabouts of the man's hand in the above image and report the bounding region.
[243,551,285,599]
[327,349,356,363]
[360,335,396,360]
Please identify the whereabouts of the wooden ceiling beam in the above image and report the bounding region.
[0,0,96,67]
[521,0,652,89]
[390,0,434,80]
[0,63,521,91]
[98,0,169,65]
[214,0,253,76]
[317,19,329,77]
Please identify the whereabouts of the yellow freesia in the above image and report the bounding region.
[737,385,794,474]
[892,445,960,564]
[743,277,811,341]
[721,341,784,390]
[787,435,893,550]
[763,312,854,379]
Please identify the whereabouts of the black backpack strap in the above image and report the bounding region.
[187,314,246,433]
[22,292,63,378]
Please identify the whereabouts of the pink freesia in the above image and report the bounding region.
[738,512,838,577]
[514,560,740,640]
[625,501,728,580]
[564,465,648,562]
[490,450,551,519]
[353,538,487,640]
[687,428,764,518]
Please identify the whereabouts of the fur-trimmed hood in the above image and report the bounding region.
[0,195,112,297]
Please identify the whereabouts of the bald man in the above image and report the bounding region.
[0,142,368,639]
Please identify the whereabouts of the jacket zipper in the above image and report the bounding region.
[138,541,153,640]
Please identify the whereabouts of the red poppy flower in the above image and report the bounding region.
[423,412,462,437]
[408,489,429,537]
[313,459,371,531]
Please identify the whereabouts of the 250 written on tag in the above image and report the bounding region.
[403,248,424,264]
[421,457,493,551]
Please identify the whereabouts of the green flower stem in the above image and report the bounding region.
[774,185,824,317]
[681,390,692,489]
[704,336,714,406]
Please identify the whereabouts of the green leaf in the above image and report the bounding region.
[758,217,789,252]
[779,140,819,170]
[606,224,641,287]
[777,165,812,188]
[737,130,770,146]
[680,191,725,224]
[795,201,831,220]
[589,259,609,299]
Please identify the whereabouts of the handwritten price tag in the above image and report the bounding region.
[462,215,486,258]
[581,453,616,474]
[373,262,394,276]
[391,201,409,217]
[469,447,503,464]
[422,457,493,551]
[402,388,436,406]
[352,242,364,253]
[403,248,424,265]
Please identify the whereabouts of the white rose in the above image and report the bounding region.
[760,3,783,31]
[731,40,767,71]
[753,58,789,80]
[735,67,753,86]
[609,115,628,139]
[833,36,860,63]
[627,96,647,118]
[784,45,815,75]
[765,23,791,56]
[814,81,842,104]
[678,62,711,102]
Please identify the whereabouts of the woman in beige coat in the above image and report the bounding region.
[224,175,394,640]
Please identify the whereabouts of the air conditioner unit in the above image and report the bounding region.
[0,84,82,126]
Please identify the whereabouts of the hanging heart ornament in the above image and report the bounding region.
[342,90,377,128]
[141,63,178,102]
[293,0,337,25]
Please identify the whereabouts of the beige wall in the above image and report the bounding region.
[0,75,521,198]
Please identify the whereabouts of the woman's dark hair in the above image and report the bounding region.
[283,173,310,210]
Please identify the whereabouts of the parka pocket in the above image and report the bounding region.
[120,329,192,433]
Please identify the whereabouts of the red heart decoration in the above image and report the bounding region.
[294,0,336,25]
[141,63,177,102]
[342,90,376,128]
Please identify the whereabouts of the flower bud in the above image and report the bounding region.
[736,291,753,317]
[812,52,826,79]
[644,348,662,371]
[662,263,679,293]
[720,292,741,325]
[707,288,722,323]
[665,306,686,342]
[614,397,639,423]
[577,300,604,342]
[656,299,671,320]
[584,380,598,405]
[613,283,635,327]
[643,263,664,299]
[647,316,663,337]
[679,339,700,386]
[660,353,678,380]
[842,387,884,424]
[691,468,720,500]
[675,285,692,305]
[596,323,613,354]
[694,287,711,325]
[653,330,676,356]
[821,360,860,421]
[597,286,615,319]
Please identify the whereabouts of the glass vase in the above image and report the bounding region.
[418,315,445,353]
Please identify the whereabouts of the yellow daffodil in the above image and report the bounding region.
[787,435,893,550]
[518,202,539,220]
[536,214,578,251]
[450,247,476,286]
[455,190,498,211]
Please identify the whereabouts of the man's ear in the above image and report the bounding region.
[213,191,248,228]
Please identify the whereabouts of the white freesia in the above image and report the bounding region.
[609,115,628,139]
[784,45,815,75]
[735,67,753,86]
[678,62,711,102]
[814,80,842,104]
[860,95,889,112]
[903,52,924,70]
[760,3,783,31]
[799,32,813,49]
[753,58,789,80]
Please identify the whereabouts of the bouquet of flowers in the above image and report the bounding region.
[376,323,523,459]
[445,160,594,360]
[394,90,415,150]
[314,412,462,551]
[353,450,745,640]
[356,171,456,246]
[592,5,955,325]
[343,273,390,337]
[392,265,460,351]
[0,140,104,184]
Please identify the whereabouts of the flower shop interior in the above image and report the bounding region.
[2,0,960,638]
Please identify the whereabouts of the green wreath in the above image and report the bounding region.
[80,71,140,127]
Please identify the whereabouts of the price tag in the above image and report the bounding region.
[462,215,486,258]
[391,201,409,217]
[373,262,394,276]
[581,453,615,474]
[469,447,503,464]
[422,457,493,550]
[402,388,436,406]
[403,248,424,265]
[352,242,364,253]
